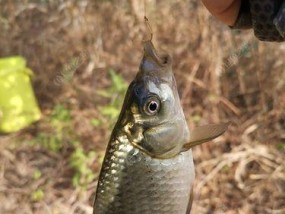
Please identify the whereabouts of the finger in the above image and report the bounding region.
[202,0,241,26]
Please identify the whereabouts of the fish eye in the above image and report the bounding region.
[143,96,160,115]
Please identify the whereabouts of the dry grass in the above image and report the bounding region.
[0,0,284,213]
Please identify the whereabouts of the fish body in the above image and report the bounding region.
[93,41,228,214]
[94,136,194,214]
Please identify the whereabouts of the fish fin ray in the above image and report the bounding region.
[186,187,194,214]
[183,122,230,150]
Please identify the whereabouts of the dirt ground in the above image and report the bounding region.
[0,0,284,214]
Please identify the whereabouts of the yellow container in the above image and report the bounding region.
[0,56,41,133]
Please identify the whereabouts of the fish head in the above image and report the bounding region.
[119,40,189,159]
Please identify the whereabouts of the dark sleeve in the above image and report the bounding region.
[232,0,285,42]
[274,1,285,38]
[232,0,252,29]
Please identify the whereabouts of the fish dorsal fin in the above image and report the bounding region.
[183,122,230,150]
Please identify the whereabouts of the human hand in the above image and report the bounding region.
[201,0,241,26]
[202,0,285,42]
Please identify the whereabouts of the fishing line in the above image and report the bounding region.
[144,0,153,41]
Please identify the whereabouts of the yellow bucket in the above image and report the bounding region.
[0,56,41,133]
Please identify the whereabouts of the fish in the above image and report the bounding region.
[93,40,229,214]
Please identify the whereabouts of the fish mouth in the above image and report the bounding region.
[143,40,171,67]
[138,40,172,77]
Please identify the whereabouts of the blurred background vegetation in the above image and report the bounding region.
[0,0,284,213]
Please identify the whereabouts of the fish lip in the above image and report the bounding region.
[139,40,172,75]
[143,40,171,67]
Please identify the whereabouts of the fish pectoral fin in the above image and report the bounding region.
[183,122,230,150]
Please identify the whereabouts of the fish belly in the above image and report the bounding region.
[94,138,195,214]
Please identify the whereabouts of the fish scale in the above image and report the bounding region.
[95,131,194,214]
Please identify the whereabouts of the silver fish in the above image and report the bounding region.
[93,40,228,214]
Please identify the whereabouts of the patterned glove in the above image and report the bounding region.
[233,0,285,42]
